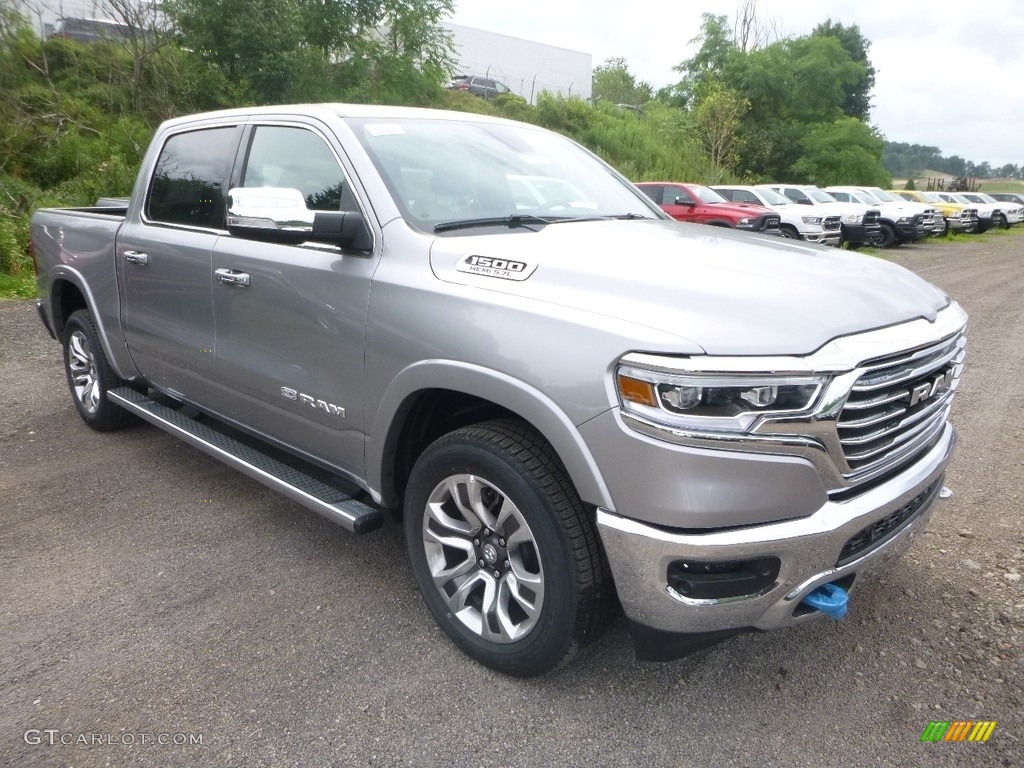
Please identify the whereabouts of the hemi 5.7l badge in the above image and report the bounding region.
[457,254,537,281]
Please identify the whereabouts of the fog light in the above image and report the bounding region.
[667,557,780,601]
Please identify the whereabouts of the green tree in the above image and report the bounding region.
[592,57,652,106]
[811,20,875,121]
[790,117,891,186]
[691,82,748,182]
[670,13,736,108]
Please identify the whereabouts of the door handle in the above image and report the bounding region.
[215,268,251,287]
[124,250,149,265]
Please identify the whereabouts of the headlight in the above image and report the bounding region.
[844,213,863,224]
[737,217,754,228]
[897,216,910,224]
[950,211,962,219]
[616,365,826,434]
[801,216,822,225]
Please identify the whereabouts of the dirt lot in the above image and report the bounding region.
[1,232,1021,767]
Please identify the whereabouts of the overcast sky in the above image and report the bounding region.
[451,0,1024,168]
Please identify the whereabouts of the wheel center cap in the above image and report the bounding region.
[482,543,499,565]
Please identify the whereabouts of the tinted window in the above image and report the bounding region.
[147,127,237,228]
[241,126,350,211]
[638,185,664,204]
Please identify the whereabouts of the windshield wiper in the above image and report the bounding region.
[433,214,552,233]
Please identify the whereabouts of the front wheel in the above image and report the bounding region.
[996,212,1009,229]
[62,309,135,431]
[404,420,613,677]
[779,224,800,239]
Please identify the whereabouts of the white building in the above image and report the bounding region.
[442,22,592,104]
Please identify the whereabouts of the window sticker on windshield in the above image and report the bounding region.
[456,254,538,281]
[365,123,405,136]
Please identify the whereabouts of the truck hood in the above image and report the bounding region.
[428,219,949,356]
[705,201,775,217]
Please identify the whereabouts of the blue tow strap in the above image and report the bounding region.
[801,582,849,620]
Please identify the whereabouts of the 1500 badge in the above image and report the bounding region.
[457,254,537,281]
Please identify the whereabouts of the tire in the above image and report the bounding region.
[779,224,800,240]
[403,419,614,677]
[62,309,135,431]
[876,222,898,248]
[996,212,1009,230]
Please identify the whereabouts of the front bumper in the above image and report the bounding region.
[596,423,955,652]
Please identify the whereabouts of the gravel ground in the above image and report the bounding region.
[1,232,1021,768]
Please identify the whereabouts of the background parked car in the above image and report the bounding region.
[712,184,841,245]
[759,184,881,249]
[958,192,1023,227]
[894,190,979,234]
[445,75,512,99]
[935,192,1003,232]
[825,186,933,247]
[636,182,781,235]
[989,192,1024,209]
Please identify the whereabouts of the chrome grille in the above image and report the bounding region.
[822,215,841,232]
[837,329,966,479]
[863,209,881,227]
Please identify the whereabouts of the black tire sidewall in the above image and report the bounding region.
[404,430,579,676]
[62,309,131,431]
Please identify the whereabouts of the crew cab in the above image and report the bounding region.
[711,184,841,245]
[824,186,934,247]
[635,182,781,235]
[758,184,881,249]
[31,104,966,676]
[894,190,979,234]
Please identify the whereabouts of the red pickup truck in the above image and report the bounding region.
[636,181,781,235]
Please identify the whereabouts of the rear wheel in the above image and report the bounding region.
[403,419,613,677]
[62,309,135,431]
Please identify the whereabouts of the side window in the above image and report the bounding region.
[784,188,810,204]
[831,192,851,203]
[638,185,663,205]
[241,126,351,211]
[736,190,759,204]
[147,127,237,228]
[669,187,694,205]
[716,189,736,201]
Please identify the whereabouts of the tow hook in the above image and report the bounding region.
[800,582,849,620]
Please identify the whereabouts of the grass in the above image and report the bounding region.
[979,180,1024,193]
[0,272,36,300]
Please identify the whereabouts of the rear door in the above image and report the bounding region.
[118,123,241,399]
[208,121,378,476]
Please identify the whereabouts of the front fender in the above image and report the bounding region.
[367,359,614,510]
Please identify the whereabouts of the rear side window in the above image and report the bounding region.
[638,185,664,204]
[147,127,238,228]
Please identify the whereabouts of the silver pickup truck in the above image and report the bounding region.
[31,104,967,677]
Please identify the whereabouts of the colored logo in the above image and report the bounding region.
[921,721,997,742]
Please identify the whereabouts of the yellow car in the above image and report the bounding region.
[893,190,979,234]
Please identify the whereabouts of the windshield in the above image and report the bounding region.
[348,117,660,232]
[921,192,942,203]
[870,189,900,202]
[850,189,881,204]
[757,188,790,205]
[808,188,837,203]
[690,185,729,204]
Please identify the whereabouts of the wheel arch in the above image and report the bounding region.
[367,361,614,512]
[48,268,138,381]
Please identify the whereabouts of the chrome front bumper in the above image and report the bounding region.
[597,423,955,635]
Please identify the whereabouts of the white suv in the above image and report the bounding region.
[759,184,882,250]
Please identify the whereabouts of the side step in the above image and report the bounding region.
[108,387,384,534]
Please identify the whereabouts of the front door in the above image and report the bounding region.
[209,122,378,478]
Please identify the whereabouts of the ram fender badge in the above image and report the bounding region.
[281,386,345,417]
[456,254,537,281]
